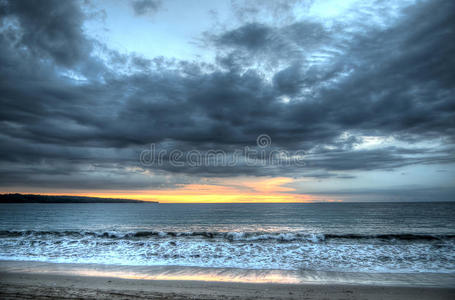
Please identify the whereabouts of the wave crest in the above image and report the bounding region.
[1,230,454,242]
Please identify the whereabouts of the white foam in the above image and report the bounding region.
[0,231,454,273]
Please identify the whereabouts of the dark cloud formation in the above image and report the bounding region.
[212,20,330,70]
[131,0,162,16]
[0,0,90,67]
[0,0,454,191]
[229,0,313,24]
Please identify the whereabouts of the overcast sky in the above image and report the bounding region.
[0,0,454,202]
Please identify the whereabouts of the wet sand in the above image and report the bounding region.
[0,261,454,299]
[2,272,455,299]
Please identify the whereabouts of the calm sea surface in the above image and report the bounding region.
[0,203,454,273]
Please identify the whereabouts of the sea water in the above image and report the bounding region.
[0,203,454,276]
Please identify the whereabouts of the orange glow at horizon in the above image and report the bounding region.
[8,177,340,203]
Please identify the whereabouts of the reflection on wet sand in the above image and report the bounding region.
[1,260,455,287]
[1,261,303,283]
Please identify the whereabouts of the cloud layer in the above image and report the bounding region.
[0,0,454,195]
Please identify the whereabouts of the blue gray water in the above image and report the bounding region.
[0,203,454,273]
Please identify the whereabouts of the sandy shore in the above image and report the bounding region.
[0,271,454,299]
[0,260,454,299]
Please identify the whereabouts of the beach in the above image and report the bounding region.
[1,261,454,299]
[1,270,455,299]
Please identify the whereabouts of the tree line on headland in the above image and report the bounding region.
[0,193,157,203]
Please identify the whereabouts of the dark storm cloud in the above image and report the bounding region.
[0,0,454,190]
[130,0,162,16]
[229,0,313,24]
[215,21,329,51]
[216,23,271,50]
[212,20,331,69]
[304,147,454,172]
[0,0,90,67]
[273,63,305,95]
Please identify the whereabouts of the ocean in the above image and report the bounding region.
[1,202,454,281]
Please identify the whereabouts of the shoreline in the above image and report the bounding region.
[1,261,454,299]
[1,271,454,299]
[1,260,455,287]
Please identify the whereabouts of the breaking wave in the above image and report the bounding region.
[1,230,454,242]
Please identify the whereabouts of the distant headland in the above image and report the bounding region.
[0,193,158,204]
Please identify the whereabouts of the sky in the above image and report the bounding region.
[0,0,454,202]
